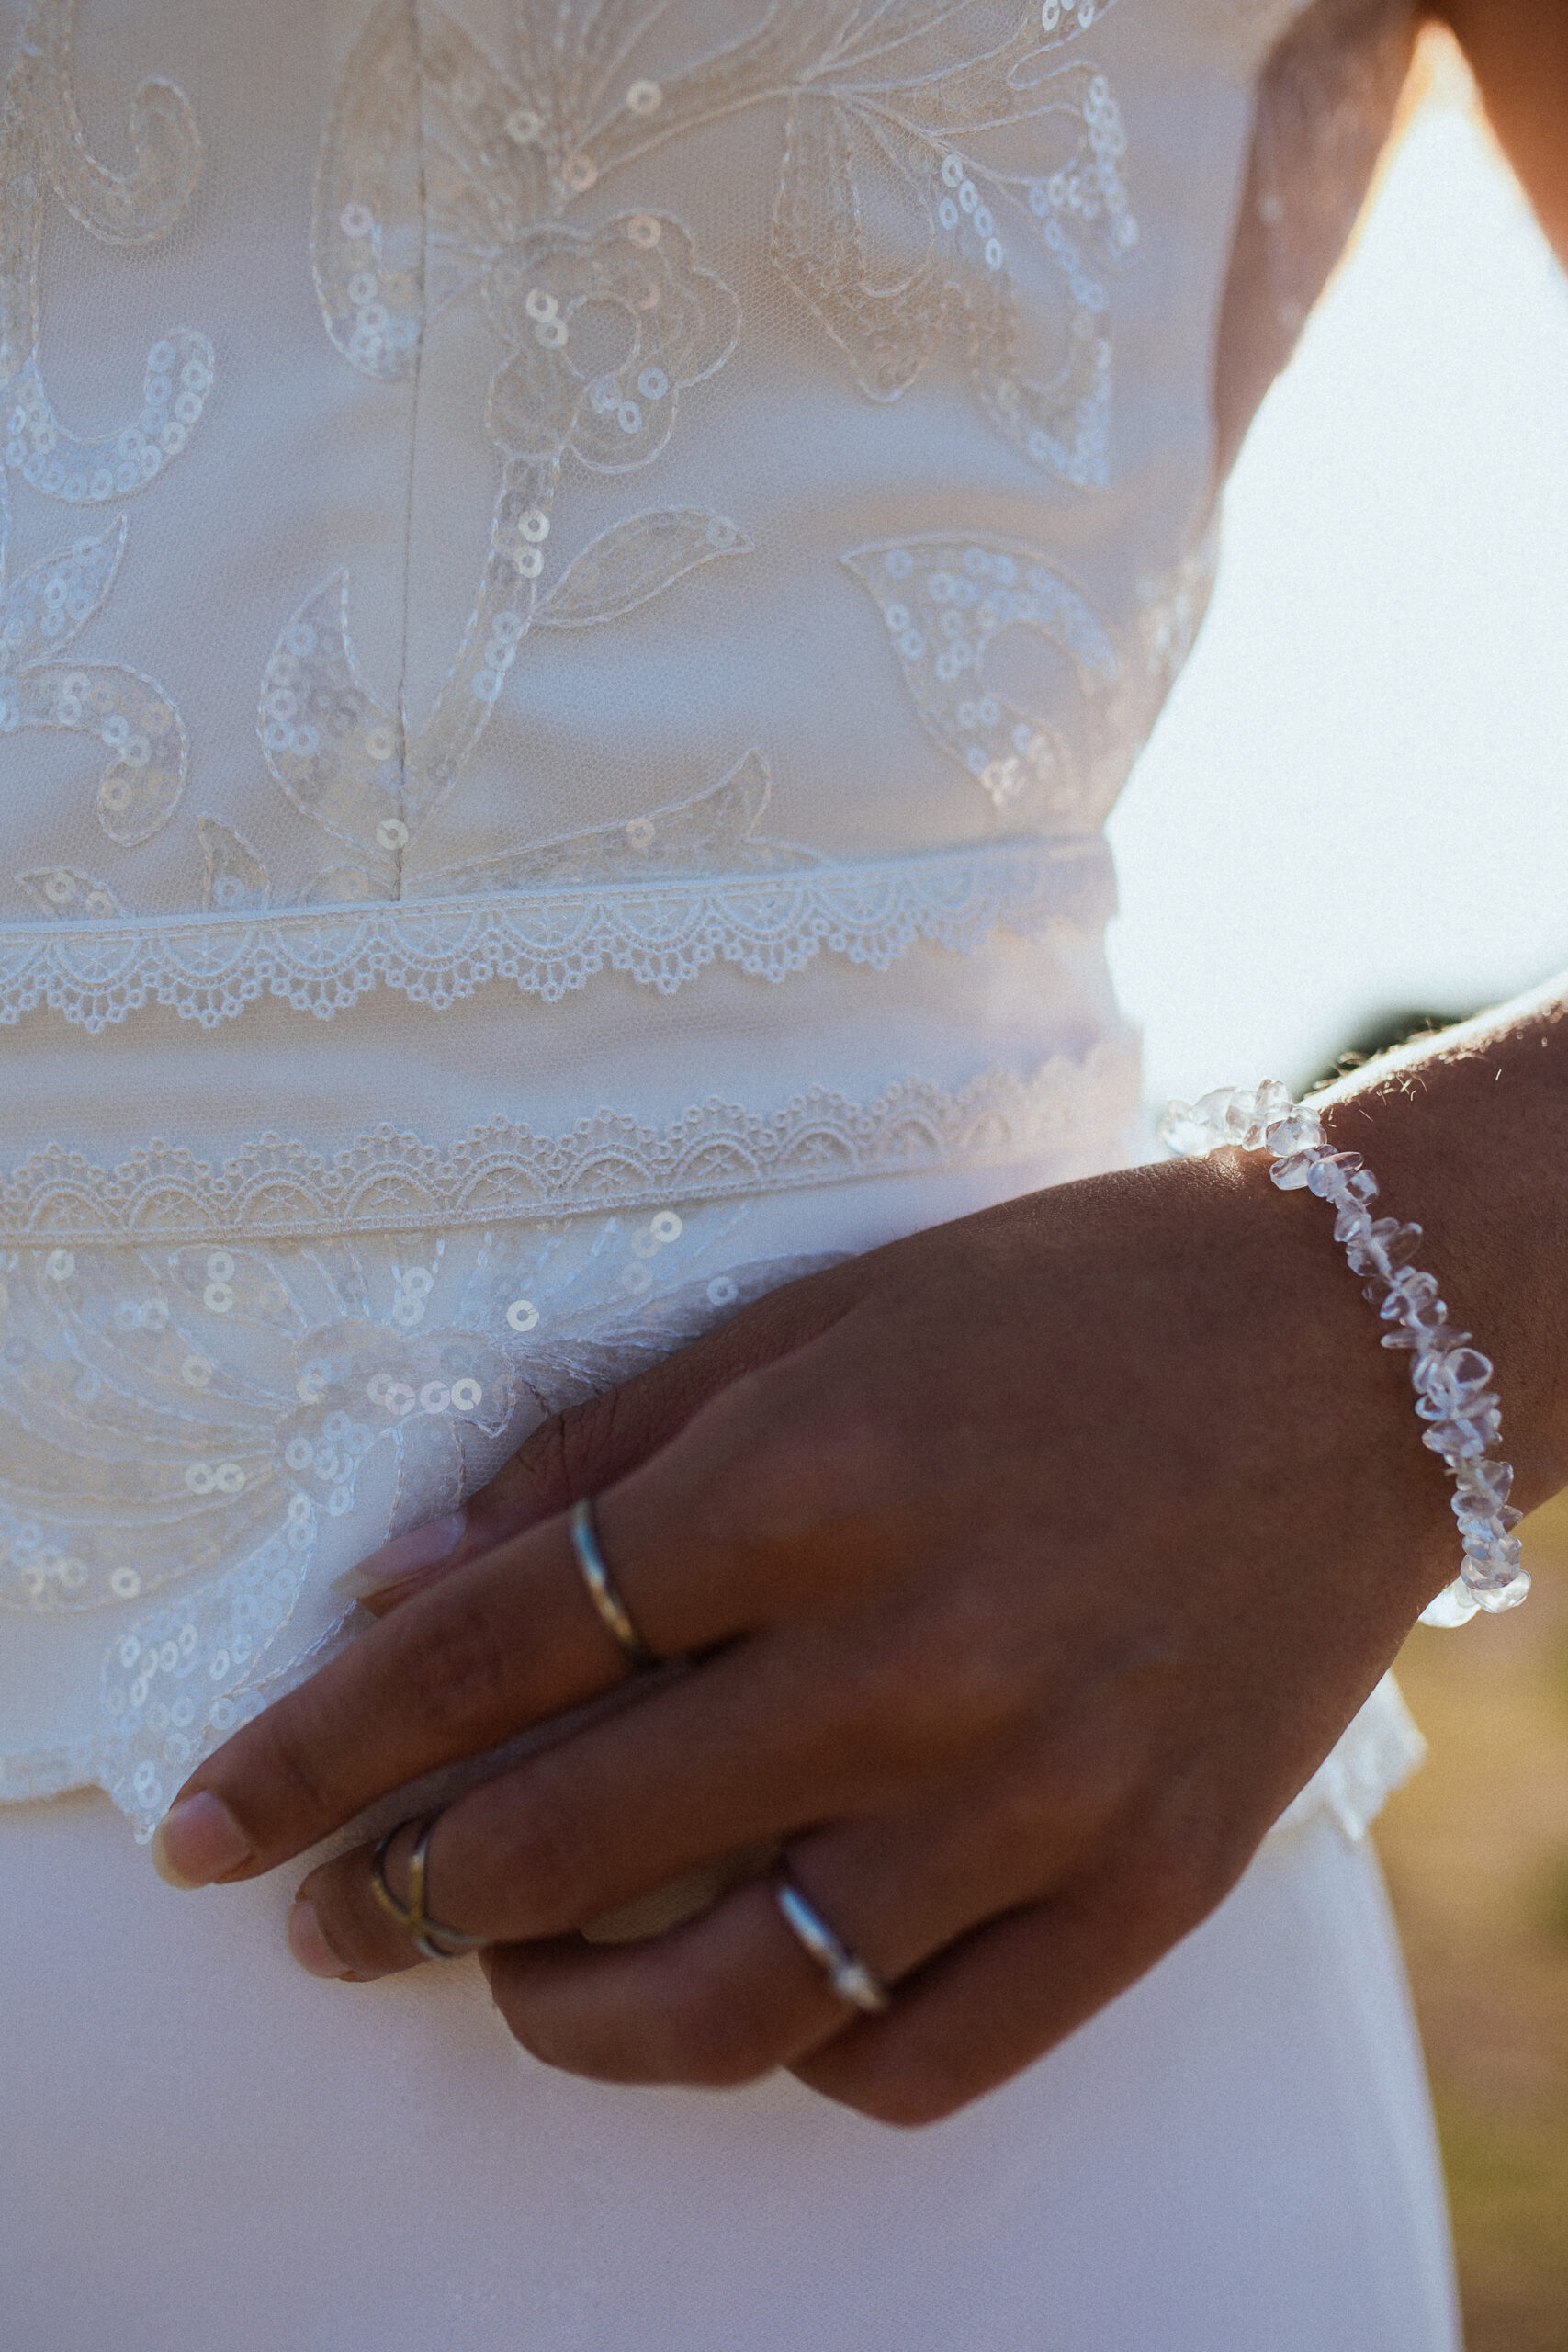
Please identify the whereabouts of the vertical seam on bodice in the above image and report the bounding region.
[393,0,429,906]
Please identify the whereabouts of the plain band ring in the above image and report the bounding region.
[370,1814,488,1962]
[773,1871,891,2016]
[570,1495,658,1671]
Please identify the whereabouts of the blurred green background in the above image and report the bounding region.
[1378,1496,1568,2350]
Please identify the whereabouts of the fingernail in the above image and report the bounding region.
[288,1898,352,1980]
[152,1791,252,1888]
[331,1508,467,1601]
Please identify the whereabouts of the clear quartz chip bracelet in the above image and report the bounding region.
[1159,1079,1528,1629]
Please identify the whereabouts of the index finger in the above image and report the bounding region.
[148,1468,751,1890]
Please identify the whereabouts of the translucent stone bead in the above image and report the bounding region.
[1269,1149,1324,1190]
[1472,1566,1531,1612]
[1190,1085,1252,1144]
[1414,1353,1493,1418]
[1452,1490,1521,1534]
[1421,1579,1481,1628]
[1161,1074,1521,1628]
[1432,1345,1492,1396]
[1263,1105,1324,1156]
[1461,1530,1523,1573]
[1157,1102,1212,1159]
[1417,1323,1472,1362]
[1381,1272,1441,1330]
[1306,1149,1364,1202]
[1454,1459,1513,1508]
[1343,1219,1422,1281]
[1422,1410,1499,1463]
[1244,1078,1295,1147]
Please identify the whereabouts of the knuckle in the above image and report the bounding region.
[216,1702,337,1843]
[654,1996,777,2089]
[614,1934,784,2087]
[393,1587,517,1745]
[484,1957,777,2091]
[504,1408,573,1520]
[684,1363,870,1539]
[494,1385,643,1532]
[310,1872,397,1976]
[558,1387,636,1497]
[640,1957,784,2089]
[488,1780,593,1934]
[831,1607,1025,1776]
[807,2041,972,2130]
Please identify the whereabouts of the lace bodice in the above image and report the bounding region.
[0,0,1424,1836]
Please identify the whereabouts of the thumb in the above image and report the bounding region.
[344,1250,867,1613]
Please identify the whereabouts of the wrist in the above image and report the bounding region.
[1320,996,1568,1510]
[1162,1076,1529,1622]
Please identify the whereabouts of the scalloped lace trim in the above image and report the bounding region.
[0,836,1111,1031]
[0,1039,1142,1248]
[1272,1672,1425,1845]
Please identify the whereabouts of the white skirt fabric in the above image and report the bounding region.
[0,1791,1458,2351]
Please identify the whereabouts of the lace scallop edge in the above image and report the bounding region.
[0,838,1114,1033]
[0,1037,1145,1248]
[1271,1673,1426,1845]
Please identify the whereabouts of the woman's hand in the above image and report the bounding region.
[145,1124,1480,2126]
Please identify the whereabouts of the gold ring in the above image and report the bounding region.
[569,1495,658,1671]
[369,1813,487,1962]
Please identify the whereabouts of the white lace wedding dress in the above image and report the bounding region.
[0,1,1460,2343]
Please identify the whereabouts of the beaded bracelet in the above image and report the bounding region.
[1159,1079,1527,1628]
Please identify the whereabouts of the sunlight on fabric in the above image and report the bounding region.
[1109,80,1568,1113]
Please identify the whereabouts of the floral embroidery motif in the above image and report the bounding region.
[0,0,208,854]
[197,818,271,914]
[485,213,739,469]
[271,0,1139,900]
[0,492,188,843]
[260,497,750,877]
[296,2,760,883]
[769,21,1133,486]
[0,1207,852,1832]
[19,866,123,919]
[425,751,814,894]
[315,0,1134,485]
[844,532,1123,827]
[0,0,213,508]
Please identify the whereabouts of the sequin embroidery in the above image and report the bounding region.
[0,0,208,850]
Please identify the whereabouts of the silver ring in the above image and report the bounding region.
[773,1871,890,2015]
[370,1814,488,1962]
[570,1496,658,1672]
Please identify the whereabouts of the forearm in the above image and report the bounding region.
[1430,0,1568,270]
[1316,978,1568,1510]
